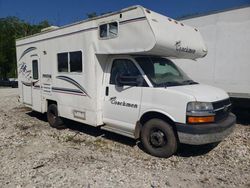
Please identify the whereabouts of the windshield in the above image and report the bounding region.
[135,57,198,87]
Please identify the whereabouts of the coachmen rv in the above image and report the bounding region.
[16,5,236,158]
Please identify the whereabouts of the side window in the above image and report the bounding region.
[32,60,39,79]
[99,22,118,39]
[110,59,147,86]
[58,53,68,72]
[109,22,118,37]
[58,51,82,73]
[70,51,82,72]
[100,24,108,38]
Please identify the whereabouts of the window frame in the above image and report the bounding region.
[69,51,83,73]
[98,21,119,40]
[57,50,83,73]
[32,59,39,80]
[57,52,69,73]
[109,58,148,87]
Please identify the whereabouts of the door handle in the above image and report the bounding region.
[105,86,109,96]
[32,80,39,86]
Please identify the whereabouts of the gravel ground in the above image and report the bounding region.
[0,88,249,188]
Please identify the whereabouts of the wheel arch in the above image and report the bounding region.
[45,99,57,112]
[134,110,177,139]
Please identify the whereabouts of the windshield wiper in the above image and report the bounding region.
[182,80,198,85]
[156,80,198,87]
[157,81,182,87]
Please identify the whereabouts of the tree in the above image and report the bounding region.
[86,12,98,19]
[0,17,50,79]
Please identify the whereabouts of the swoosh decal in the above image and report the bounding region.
[52,87,86,96]
[19,47,37,61]
[22,81,32,87]
[56,76,90,97]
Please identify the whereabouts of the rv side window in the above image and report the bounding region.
[32,60,39,80]
[58,51,83,73]
[100,24,108,38]
[58,53,69,72]
[99,22,118,39]
[70,51,82,72]
[109,22,118,37]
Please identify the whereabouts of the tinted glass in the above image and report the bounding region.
[110,59,141,85]
[109,22,118,37]
[32,60,38,79]
[58,53,68,72]
[99,22,118,38]
[154,61,180,76]
[100,24,108,38]
[70,51,82,72]
[136,57,193,87]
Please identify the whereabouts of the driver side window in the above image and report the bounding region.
[110,59,146,86]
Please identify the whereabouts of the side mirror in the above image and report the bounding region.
[116,74,143,87]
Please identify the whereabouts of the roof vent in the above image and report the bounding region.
[41,26,59,32]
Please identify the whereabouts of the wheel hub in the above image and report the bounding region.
[150,130,166,147]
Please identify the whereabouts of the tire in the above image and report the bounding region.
[141,118,177,158]
[47,104,66,129]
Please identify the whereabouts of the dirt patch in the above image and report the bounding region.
[0,88,249,187]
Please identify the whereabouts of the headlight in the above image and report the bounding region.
[187,102,213,113]
[186,102,215,124]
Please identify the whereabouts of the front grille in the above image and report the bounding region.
[212,98,232,122]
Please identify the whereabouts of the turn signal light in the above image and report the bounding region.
[188,116,215,124]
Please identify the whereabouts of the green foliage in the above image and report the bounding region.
[86,11,112,19]
[86,12,98,19]
[0,17,50,79]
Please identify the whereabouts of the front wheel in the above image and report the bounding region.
[141,118,177,158]
[47,104,66,129]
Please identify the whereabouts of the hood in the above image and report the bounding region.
[167,84,229,102]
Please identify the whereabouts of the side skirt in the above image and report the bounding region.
[101,125,135,139]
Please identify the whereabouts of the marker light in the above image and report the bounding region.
[187,116,215,124]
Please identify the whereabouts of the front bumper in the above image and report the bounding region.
[176,113,236,145]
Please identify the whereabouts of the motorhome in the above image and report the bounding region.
[16,5,236,158]
[175,6,250,108]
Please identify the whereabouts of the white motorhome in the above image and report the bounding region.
[16,5,236,158]
[175,5,250,107]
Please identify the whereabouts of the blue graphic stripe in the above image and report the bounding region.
[22,84,85,96]
[56,76,90,97]
[52,87,83,94]
[22,82,32,87]
[19,47,37,61]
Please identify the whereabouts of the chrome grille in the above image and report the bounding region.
[212,98,231,122]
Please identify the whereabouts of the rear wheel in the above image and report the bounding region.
[47,104,65,129]
[141,118,177,158]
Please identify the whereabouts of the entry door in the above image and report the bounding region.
[31,58,42,112]
[103,58,143,131]
[22,60,32,106]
